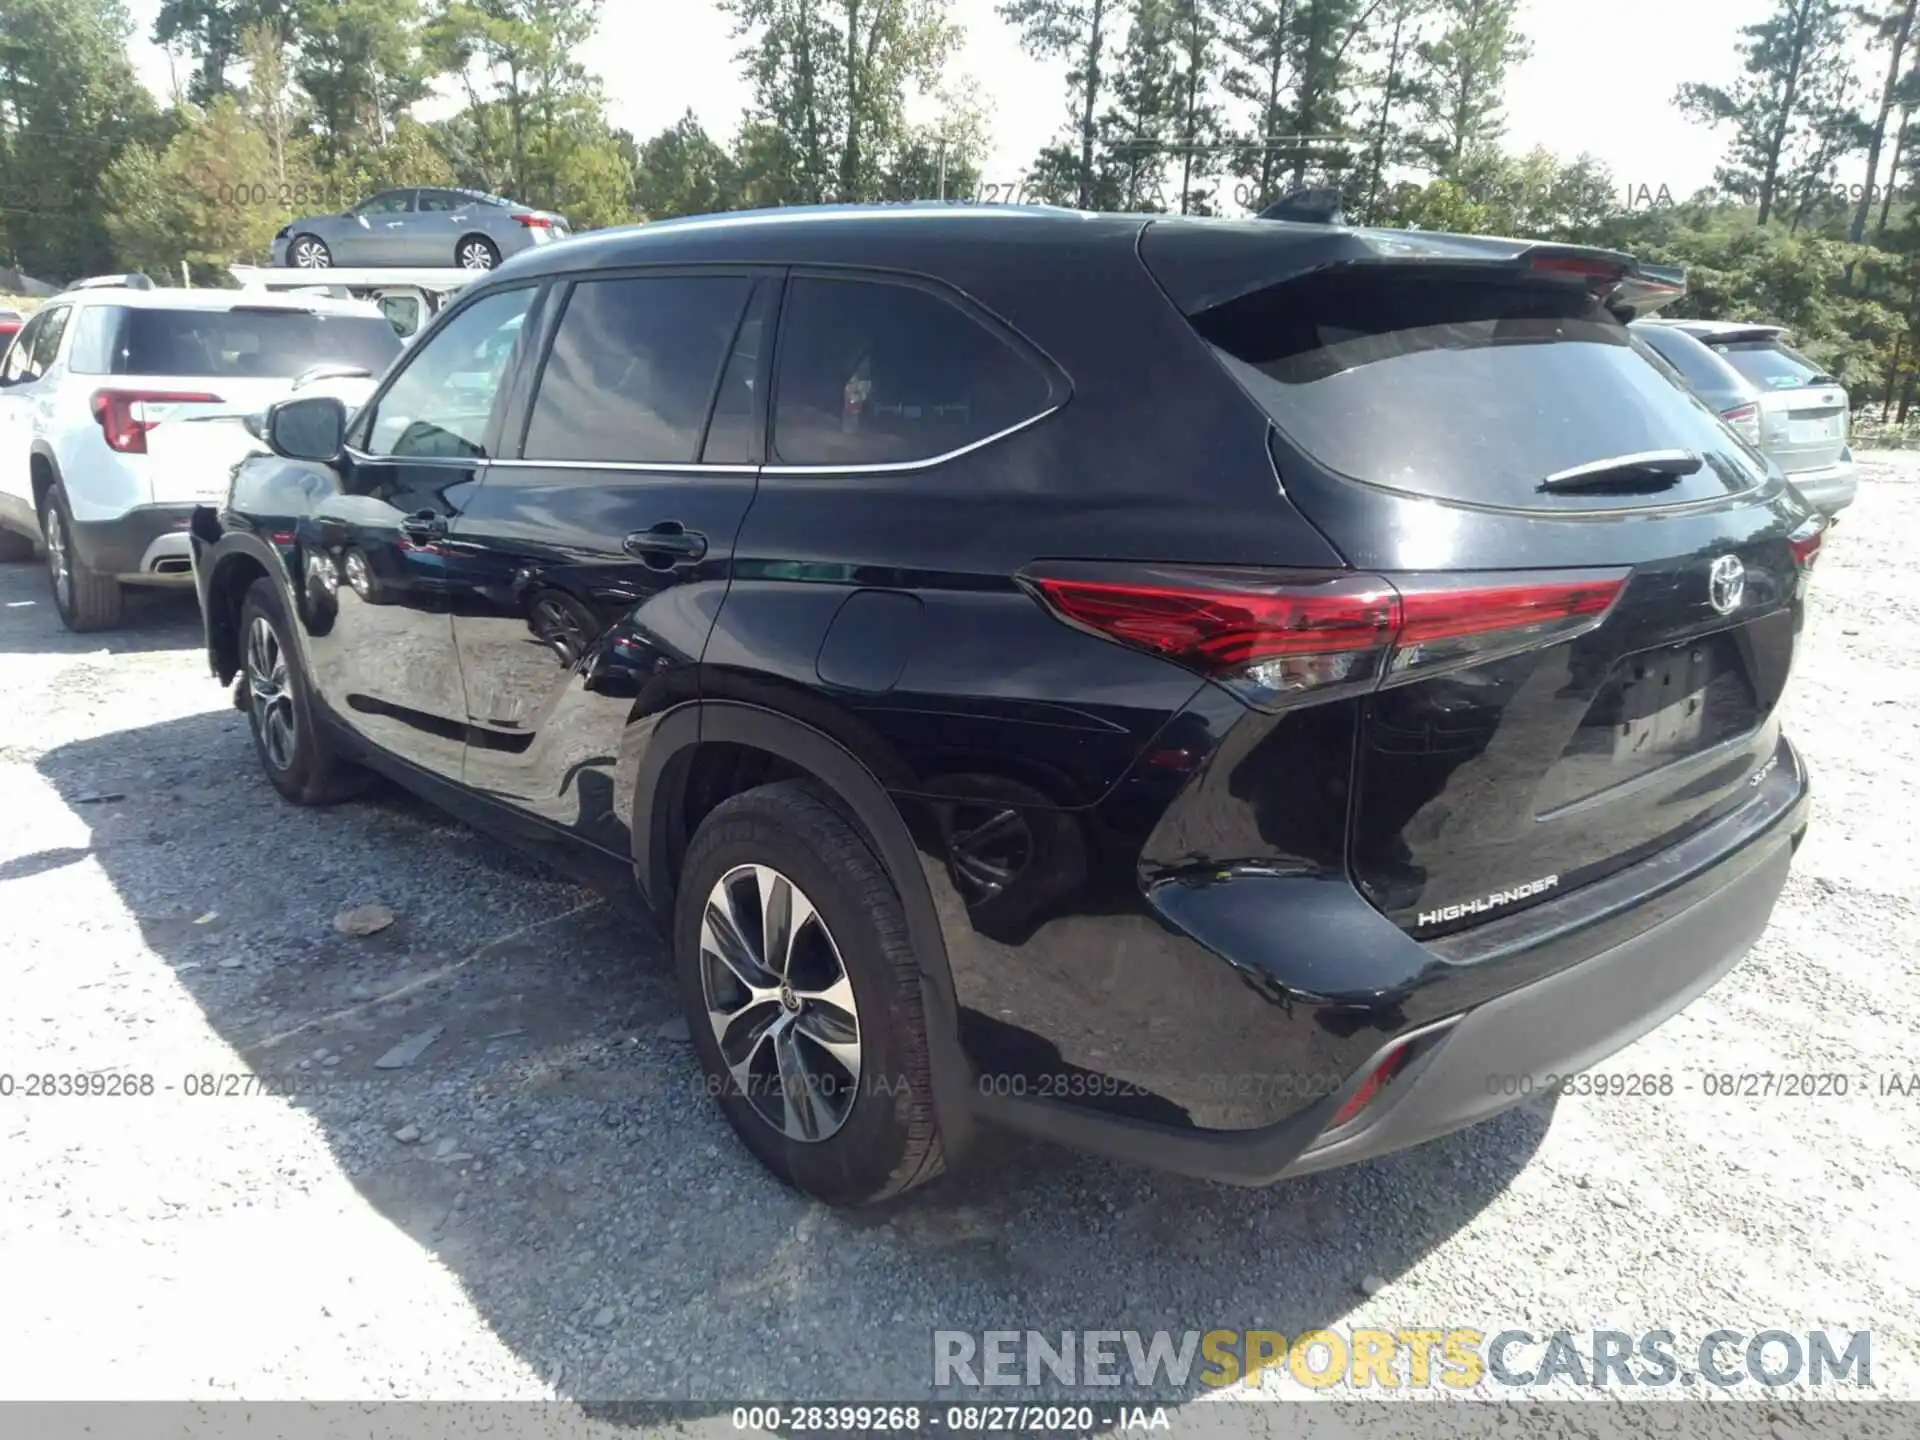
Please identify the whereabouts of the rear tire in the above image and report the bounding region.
[39,482,122,632]
[289,234,331,268]
[237,577,367,805]
[674,781,946,1207]
[456,235,499,271]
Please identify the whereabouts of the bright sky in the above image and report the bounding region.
[119,0,1853,207]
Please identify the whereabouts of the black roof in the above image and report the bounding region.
[490,203,1649,314]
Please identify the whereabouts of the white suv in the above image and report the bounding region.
[0,283,402,630]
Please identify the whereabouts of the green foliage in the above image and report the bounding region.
[0,0,160,276]
[1676,0,1862,228]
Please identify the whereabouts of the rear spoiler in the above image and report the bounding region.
[1143,220,1688,319]
[1609,262,1687,321]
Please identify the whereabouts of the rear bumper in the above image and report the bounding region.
[975,739,1809,1185]
[1785,455,1858,515]
[69,504,199,583]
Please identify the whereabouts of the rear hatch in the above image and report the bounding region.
[92,304,402,502]
[1140,221,1819,934]
[1704,331,1849,474]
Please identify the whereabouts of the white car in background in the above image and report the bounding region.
[1638,319,1858,516]
[0,280,402,630]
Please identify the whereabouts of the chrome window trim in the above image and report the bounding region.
[343,447,487,468]
[760,404,1062,476]
[489,457,760,475]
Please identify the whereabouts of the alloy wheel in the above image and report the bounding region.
[44,507,70,611]
[458,241,496,271]
[291,238,330,269]
[698,863,862,1143]
[245,615,298,771]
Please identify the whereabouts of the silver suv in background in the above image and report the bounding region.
[1639,319,1857,516]
[1629,320,1764,447]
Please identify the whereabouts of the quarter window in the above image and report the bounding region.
[364,287,536,459]
[771,277,1053,468]
[523,275,753,464]
[28,306,70,374]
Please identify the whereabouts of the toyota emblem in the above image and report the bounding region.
[1708,554,1745,616]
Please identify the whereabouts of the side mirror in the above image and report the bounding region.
[266,395,347,463]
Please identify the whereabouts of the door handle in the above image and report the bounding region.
[623,523,708,568]
[399,510,448,542]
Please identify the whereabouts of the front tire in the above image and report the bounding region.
[456,235,499,271]
[39,482,121,631]
[289,234,331,268]
[674,781,946,1206]
[238,577,366,805]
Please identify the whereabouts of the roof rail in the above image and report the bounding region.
[62,272,157,293]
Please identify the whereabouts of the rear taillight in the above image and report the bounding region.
[511,213,553,228]
[1023,563,1630,711]
[1789,516,1826,571]
[90,389,223,454]
[1721,402,1761,443]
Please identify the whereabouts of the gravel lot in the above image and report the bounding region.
[1,458,1917,1428]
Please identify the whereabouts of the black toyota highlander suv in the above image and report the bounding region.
[190,205,1819,1206]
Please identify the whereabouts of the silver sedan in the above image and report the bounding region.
[271,188,572,272]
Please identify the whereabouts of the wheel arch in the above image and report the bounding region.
[633,699,977,1159]
[201,533,285,686]
[28,442,61,515]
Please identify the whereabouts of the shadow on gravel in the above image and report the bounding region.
[0,559,203,654]
[35,703,1552,1412]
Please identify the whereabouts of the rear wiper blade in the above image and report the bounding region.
[1539,449,1703,494]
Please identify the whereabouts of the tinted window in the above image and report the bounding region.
[1638,326,1739,393]
[366,287,536,459]
[524,276,752,464]
[1196,270,1768,512]
[416,190,466,213]
[112,308,402,378]
[1712,340,1830,389]
[772,277,1053,467]
[703,314,763,464]
[66,306,122,375]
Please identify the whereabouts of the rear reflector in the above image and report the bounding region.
[1329,1044,1414,1130]
[1022,563,1630,711]
[90,389,224,454]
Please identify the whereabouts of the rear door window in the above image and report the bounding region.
[770,275,1054,468]
[522,274,753,464]
[1712,340,1829,390]
[1193,269,1769,512]
[115,308,402,378]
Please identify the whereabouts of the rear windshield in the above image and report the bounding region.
[102,308,402,379]
[1193,269,1769,511]
[1635,326,1746,395]
[1710,339,1829,390]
